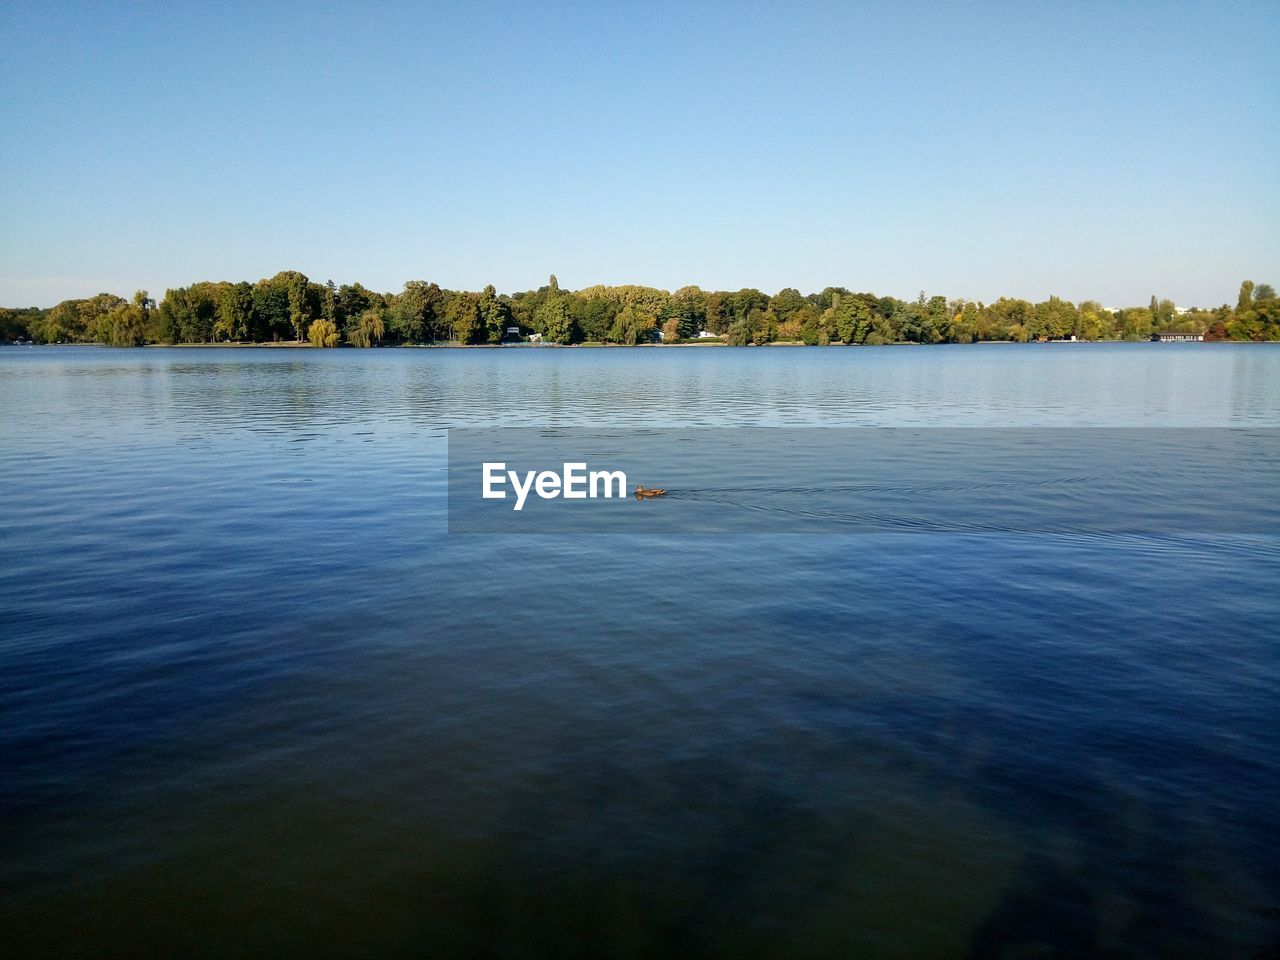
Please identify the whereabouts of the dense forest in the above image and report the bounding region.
[2,275,1277,347]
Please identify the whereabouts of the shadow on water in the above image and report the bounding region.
[8,597,1275,959]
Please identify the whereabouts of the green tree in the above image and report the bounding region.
[388,280,444,342]
[0,307,41,341]
[666,285,706,338]
[824,292,875,344]
[215,282,253,342]
[322,280,337,325]
[336,282,378,333]
[703,291,729,334]
[36,293,127,342]
[535,294,574,344]
[1120,306,1153,340]
[571,295,617,341]
[951,302,980,343]
[980,298,1035,341]
[1238,281,1255,312]
[1078,301,1111,340]
[285,272,311,341]
[1034,296,1078,339]
[250,280,290,340]
[478,285,511,344]
[769,288,806,322]
[923,295,950,342]
[747,307,776,345]
[448,293,484,344]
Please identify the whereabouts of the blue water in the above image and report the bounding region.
[1,344,1278,959]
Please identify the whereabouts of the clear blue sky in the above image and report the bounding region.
[1,0,1276,308]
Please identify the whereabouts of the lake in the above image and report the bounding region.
[2,343,1278,959]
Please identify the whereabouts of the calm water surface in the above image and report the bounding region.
[2,344,1278,959]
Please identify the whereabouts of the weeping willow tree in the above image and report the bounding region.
[609,305,648,345]
[88,291,150,346]
[307,319,339,347]
[347,308,385,348]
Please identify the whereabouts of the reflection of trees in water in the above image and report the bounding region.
[268,574,1270,960]
[404,615,1278,959]
[931,631,1277,960]
[408,750,1019,959]
[969,855,1101,959]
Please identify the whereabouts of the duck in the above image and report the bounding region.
[634,484,667,499]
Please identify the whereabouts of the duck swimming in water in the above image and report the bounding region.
[634,484,667,499]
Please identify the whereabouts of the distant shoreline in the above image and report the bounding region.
[5,339,1265,350]
[8,279,1271,346]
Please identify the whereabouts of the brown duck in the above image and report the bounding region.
[634,484,667,499]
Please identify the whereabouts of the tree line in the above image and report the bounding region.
[2,273,1277,347]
